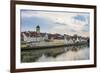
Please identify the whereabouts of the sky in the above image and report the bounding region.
[20,9,90,37]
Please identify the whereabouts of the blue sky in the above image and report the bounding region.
[21,10,90,37]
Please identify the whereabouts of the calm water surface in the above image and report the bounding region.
[21,45,89,62]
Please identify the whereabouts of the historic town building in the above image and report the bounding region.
[21,25,49,43]
[21,25,88,45]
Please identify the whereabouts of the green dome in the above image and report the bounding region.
[36,25,40,28]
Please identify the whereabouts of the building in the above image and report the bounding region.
[21,25,88,44]
[36,25,40,34]
[21,25,45,43]
[63,34,88,44]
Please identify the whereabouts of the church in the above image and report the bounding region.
[21,25,49,43]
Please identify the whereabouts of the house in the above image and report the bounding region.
[63,34,88,44]
[21,25,47,43]
[21,25,88,45]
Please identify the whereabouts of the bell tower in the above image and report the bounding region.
[36,25,40,34]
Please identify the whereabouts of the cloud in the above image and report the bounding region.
[55,22,67,25]
[73,15,86,22]
[21,10,90,37]
[73,14,90,24]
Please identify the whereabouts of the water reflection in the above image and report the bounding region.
[21,45,89,62]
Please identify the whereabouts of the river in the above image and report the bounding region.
[21,45,89,62]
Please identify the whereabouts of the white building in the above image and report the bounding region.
[21,25,48,43]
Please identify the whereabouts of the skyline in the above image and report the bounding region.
[21,9,90,37]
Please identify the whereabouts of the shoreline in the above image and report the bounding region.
[21,42,88,51]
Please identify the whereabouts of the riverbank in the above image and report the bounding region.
[21,42,88,51]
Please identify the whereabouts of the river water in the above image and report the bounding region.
[21,45,89,62]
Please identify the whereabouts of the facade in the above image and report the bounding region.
[21,25,88,44]
[21,25,49,43]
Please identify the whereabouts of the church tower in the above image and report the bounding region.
[36,25,40,34]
